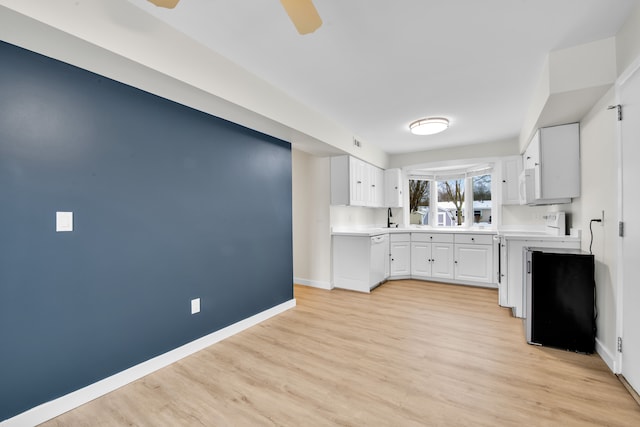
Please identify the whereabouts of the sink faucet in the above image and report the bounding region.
[387,207,395,228]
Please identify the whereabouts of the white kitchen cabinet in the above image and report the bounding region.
[332,234,389,292]
[454,245,492,283]
[500,156,522,205]
[410,233,454,280]
[384,234,390,279]
[453,234,494,285]
[330,155,384,207]
[367,165,384,207]
[522,123,580,203]
[384,168,403,208]
[432,242,455,279]
[389,233,411,278]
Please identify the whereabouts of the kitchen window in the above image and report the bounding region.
[408,165,493,228]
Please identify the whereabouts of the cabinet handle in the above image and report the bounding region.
[372,185,375,187]
[534,163,539,166]
[502,180,506,183]
[526,156,531,159]
[454,260,458,264]
[471,237,475,241]
[357,180,362,184]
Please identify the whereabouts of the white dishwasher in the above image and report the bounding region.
[332,233,389,292]
[370,234,388,289]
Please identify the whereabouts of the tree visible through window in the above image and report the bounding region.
[409,179,429,225]
[438,179,465,226]
[472,174,492,224]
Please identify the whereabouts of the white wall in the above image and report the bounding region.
[570,87,619,367]
[330,206,393,229]
[292,150,332,289]
[388,138,519,169]
[501,204,572,227]
[616,2,640,77]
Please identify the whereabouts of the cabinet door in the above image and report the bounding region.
[410,242,431,277]
[384,239,390,279]
[538,123,580,199]
[349,157,367,206]
[455,244,492,283]
[367,165,384,207]
[384,168,403,208]
[431,243,454,279]
[501,157,522,205]
[390,242,411,277]
[523,131,540,170]
[499,240,508,306]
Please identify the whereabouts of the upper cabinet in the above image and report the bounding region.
[500,156,523,205]
[331,155,385,207]
[521,123,580,204]
[384,168,403,208]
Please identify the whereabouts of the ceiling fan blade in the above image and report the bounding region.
[146,0,180,9]
[280,0,323,35]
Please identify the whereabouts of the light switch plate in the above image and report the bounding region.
[191,298,201,314]
[56,211,73,232]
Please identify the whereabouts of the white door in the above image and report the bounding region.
[390,242,411,277]
[454,244,492,283]
[621,65,640,392]
[349,157,366,206]
[410,242,431,277]
[431,243,454,279]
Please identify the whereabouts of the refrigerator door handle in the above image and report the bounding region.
[527,260,531,274]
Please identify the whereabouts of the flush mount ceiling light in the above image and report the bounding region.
[409,117,450,135]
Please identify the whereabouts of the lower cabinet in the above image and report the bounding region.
[389,233,411,278]
[453,234,494,284]
[410,232,494,286]
[331,231,497,294]
[454,244,492,283]
[411,233,454,280]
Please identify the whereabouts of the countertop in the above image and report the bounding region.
[331,227,498,237]
[331,226,581,242]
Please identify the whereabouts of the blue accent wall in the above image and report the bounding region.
[0,40,293,421]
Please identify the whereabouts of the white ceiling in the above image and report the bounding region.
[129,0,637,154]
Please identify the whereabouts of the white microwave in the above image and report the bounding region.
[519,168,571,205]
[518,168,535,205]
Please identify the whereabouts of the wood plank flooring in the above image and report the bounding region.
[42,280,640,426]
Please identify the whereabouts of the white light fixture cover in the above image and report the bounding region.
[409,117,449,135]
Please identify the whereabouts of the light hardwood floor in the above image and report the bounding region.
[43,280,640,426]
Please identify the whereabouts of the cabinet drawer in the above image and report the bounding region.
[390,233,410,242]
[454,234,494,245]
[411,233,454,243]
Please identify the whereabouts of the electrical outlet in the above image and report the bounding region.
[191,298,201,314]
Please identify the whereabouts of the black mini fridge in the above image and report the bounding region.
[525,248,596,353]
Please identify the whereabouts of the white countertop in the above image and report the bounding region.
[331,227,498,237]
[331,226,581,242]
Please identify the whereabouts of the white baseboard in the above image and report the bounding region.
[294,277,332,290]
[596,337,618,373]
[0,299,296,427]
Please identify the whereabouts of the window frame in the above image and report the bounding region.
[407,163,495,230]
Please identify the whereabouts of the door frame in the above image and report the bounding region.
[615,55,640,375]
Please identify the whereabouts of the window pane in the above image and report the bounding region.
[473,174,492,225]
[438,179,465,227]
[409,179,429,225]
